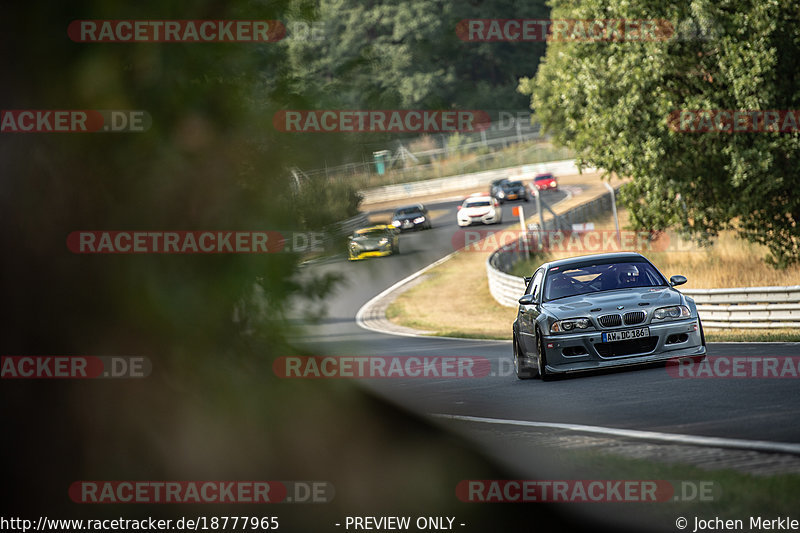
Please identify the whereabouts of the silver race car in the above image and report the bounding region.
[512,252,706,380]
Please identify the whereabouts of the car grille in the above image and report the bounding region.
[623,311,646,325]
[596,337,659,357]
[598,314,622,328]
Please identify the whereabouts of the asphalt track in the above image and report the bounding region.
[291,193,800,530]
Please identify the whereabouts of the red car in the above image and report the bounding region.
[533,173,558,191]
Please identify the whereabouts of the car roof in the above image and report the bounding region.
[534,173,555,179]
[541,252,649,270]
[394,204,424,211]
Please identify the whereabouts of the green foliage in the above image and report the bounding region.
[0,0,356,364]
[520,0,800,266]
[283,0,549,110]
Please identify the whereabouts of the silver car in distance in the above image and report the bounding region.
[512,252,706,380]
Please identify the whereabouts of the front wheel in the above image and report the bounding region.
[513,334,534,379]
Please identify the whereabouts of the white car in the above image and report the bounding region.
[457,195,503,226]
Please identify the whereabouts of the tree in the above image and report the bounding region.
[282,0,549,110]
[519,0,800,266]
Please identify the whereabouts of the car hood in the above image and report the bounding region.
[542,287,683,320]
[461,206,492,215]
[351,236,385,246]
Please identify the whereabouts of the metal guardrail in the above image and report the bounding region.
[485,192,800,328]
[360,159,588,204]
[684,287,800,328]
[331,212,369,235]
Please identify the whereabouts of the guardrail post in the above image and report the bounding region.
[604,182,621,245]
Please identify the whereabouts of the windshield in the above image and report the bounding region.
[394,207,421,216]
[354,229,387,238]
[465,200,491,208]
[543,261,667,301]
[504,181,523,188]
[535,174,554,182]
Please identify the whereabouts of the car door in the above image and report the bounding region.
[518,268,544,354]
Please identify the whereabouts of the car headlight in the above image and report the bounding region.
[413,216,425,224]
[391,220,401,227]
[653,305,690,320]
[550,318,591,333]
[349,242,361,250]
[497,191,505,198]
[378,238,389,245]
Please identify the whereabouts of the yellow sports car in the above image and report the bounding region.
[348,225,400,260]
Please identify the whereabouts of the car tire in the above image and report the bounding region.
[513,334,534,380]
[536,329,552,381]
[394,242,400,254]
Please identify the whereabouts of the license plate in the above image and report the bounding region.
[602,327,649,343]
[507,194,517,199]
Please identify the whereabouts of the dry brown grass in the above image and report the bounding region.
[387,247,517,339]
[529,208,800,289]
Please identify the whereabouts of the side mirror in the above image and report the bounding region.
[518,294,536,306]
[670,275,687,287]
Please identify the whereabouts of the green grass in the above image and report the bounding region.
[705,329,800,343]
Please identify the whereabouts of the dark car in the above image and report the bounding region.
[390,203,431,231]
[512,252,706,380]
[489,178,508,198]
[348,225,400,260]
[492,180,528,204]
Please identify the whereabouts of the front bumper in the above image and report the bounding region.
[499,192,526,202]
[348,248,393,260]
[457,212,500,226]
[392,220,425,231]
[523,318,706,374]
